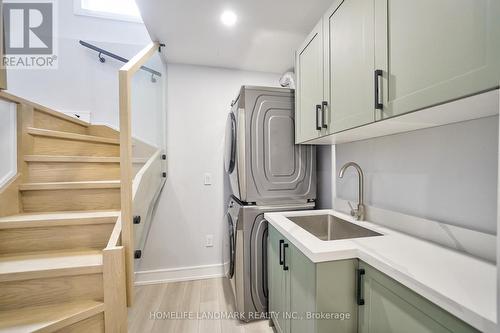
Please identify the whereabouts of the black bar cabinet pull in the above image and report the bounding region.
[315,104,322,130]
[279,240,284,265]
[321,101,328,128]
[283,243,289,271]
[357,268,366,305]
[374,70,383,110]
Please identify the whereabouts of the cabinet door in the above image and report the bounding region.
[282,242,291,333]
[268,225,288,333]
[358,262,479,333]
[289,242,316,333]
[375,0,500,119]
[324,0,376,133]
[316,259,358,333]
[296,20,324,143]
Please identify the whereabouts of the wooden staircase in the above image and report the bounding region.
[0,93,130,332]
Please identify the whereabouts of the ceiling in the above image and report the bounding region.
[135,0,333,73]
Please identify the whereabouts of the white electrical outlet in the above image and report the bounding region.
[205,235,214,247]
[204,173,212,185]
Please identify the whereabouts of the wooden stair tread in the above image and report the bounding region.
[25,155,149,163]
[20,181,121,191]
[25,155,121,163]
[0,210,120,229]
[0,300,104,333]
[0,249,103,282]
[27,127,120,145]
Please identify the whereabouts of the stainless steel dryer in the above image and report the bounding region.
[223,197,314,321]
[224,86,316,205]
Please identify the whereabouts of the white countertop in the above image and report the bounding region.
[264,209,497,333]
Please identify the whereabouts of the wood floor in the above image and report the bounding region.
[128,278,274,333]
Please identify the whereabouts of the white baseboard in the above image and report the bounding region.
[134,263,224,286]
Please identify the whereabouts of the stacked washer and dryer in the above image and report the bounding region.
[223,86,316,321]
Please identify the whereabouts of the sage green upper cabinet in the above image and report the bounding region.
[295,20,325,143]
[294,0,500,144]
[375,0,500,119]
[358,262,480,333]
[324,0,376,133]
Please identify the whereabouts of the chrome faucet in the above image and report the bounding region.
[338,162,365,221]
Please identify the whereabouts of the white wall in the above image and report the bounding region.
[335,116,498,235]
[137,64,281,277]
[6,0,152,130]
[316,145,334,209]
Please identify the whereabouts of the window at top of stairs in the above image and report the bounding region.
[74,0,142,23]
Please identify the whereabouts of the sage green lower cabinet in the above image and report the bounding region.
[268,224,289,333]
[289,242,316,333]
[358,262,479,333]
[268,226,479,333]
[268,225,358,333]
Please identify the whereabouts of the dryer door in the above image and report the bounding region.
[226,110,242,200]
[224,112,236,174]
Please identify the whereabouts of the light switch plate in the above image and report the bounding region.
[204,173,212,185]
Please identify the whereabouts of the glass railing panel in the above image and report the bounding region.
[131,51,165,158]
[129,49,166,257]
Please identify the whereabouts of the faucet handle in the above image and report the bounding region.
[347,201,356,216]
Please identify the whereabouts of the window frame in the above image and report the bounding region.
[73,0,143,24]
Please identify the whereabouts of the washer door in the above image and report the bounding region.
[224,112,236,174]
[224,212,236,279]
[250,215,268,313]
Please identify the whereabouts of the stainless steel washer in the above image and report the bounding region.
[224,198,314,321]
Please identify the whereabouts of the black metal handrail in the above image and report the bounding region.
[79,40,162,78]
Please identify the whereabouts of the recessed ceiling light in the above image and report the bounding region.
[220,10,237,27]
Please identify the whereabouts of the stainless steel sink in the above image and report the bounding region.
[288,214,382,241]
